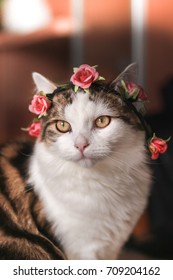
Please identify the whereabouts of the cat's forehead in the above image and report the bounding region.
[51,88,123,117]
[46,87,140,128]
[65,92,101,121]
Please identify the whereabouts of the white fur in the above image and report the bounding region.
[28,90,151,260]
[32,72,56,93]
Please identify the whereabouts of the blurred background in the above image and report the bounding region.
[0,0,173,259]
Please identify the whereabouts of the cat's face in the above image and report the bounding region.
[32,65,143,168]
[39,86,140,168]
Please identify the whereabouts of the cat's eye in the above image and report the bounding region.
[95,116,111,128]
[56,120,71,133]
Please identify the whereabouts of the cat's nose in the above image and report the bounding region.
[74,136,89,153]
[75,143,89,153]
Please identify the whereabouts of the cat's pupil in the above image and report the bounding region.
[95,116,111,128]
[99,118,104,123]
[56,120,71,133]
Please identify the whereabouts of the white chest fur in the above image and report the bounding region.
[29,142,151,260]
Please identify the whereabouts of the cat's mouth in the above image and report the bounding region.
[77,157,96,168]
[61,148,104,168]
[74,152,99,168]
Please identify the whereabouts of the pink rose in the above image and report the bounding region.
[149,136,168,160]
[70,64,99,89]
[29,94,51,116]
[126,82,148,101]
[28,122,41,137]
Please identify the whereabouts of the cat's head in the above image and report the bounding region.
[30,64,146,168]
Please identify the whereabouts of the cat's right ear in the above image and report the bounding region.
[111,63,138,90]
[32,72,56,93]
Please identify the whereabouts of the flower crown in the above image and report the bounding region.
[25,64,170,160]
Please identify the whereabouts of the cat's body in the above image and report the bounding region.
[0,64,151,259]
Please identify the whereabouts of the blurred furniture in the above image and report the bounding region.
[0,0,74,143]
[0,28,72,143]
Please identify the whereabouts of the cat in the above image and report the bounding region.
[0,64,151,260]
[27,63,151,259]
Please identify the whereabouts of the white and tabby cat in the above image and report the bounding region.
[27,64,151,259]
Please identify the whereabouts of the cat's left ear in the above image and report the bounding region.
[111,63,138,89]
[32,72,56,93]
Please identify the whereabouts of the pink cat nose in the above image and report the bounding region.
[74,136,89,153]
[75,142,89,153]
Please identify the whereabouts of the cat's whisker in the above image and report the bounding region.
[108,153,151,180]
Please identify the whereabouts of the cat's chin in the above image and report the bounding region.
[75,158,97,168]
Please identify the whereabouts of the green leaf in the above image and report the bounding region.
[60,83,70,89]
[92,65,98,68]
[38,91,46,96]
[74,85,79,92]
[121,80,128,91]
[21,127,28,132]
[84,88,90,94]
[33,117,40,122]
[130,88,140,100]
[98,76,105,81]
[73,67,78,73]
[116,84,126,99]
